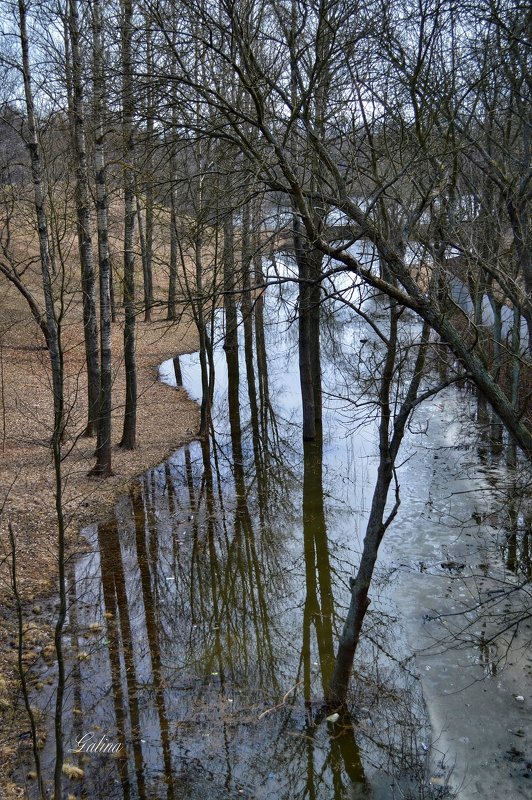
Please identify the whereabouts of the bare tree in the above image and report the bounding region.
[16,1,68,794]
[119,0,137,450]
[67,0,100,437]
[90,0,113,476]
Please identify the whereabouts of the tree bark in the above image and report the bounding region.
[196,228,210,437]
[223,200,239,359]
[143,19,154,322]
[0,262,50,347]
[119,0,137,450]
[90,0,113,476]
[17,2,67,795]
[294,215,316,440]
[241,198,260,448]
[326,314,431,707]
[167,25,179,322]
[68,0,100,437]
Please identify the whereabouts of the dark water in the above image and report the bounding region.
[29,281,531,799]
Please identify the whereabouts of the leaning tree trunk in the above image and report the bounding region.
[326,458,394,707]
[0,263,50,348]
[326,323,396,707]
[326,311,431,708]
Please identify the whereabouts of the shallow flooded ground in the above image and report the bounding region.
[28,283,531,799]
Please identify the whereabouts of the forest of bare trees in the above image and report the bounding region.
[0,0,530,797]
[1,0,530,451]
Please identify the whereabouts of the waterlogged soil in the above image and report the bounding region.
[18,285,532,799]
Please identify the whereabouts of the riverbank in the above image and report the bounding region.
[0,297,200,796]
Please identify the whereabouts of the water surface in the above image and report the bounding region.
[31,282,531,799]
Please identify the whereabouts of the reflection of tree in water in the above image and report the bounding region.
[302,433,336,701]
[413,455,532,684]
[503,486,532,579]
[297,431,369,798]
[98,517,144,799]
[130,490,176,800]
[33,290,435,799]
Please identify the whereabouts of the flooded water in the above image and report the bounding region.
[29,280,531,799]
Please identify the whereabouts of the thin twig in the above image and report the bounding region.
[258,680,304,720]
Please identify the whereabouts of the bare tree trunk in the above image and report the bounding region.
[17,2,67,794]
[119,0,137,450]
[507,198,532,353]
[307,11,328,428]
[294,216,316,440]
[241,197,260,443]
[327,313,431,708]
[488,292,503,380]
[225,297,242,460]
[136,191,148,310]
[109,255,117,322]
[223,200,238,353]
[326,308,398,707]
[90,0,113,476]
[0,261,50,347]
[251,202,270,437]
[143,19,154,321]
[144,195,154,321]
[68,0,100,437]
[196,229,210,436]
[172,355,182,386]
[326,460,393,707]
[168,177,179,320]
[507,307,522,467]
[167,28,179,322]
[309,248,322,424]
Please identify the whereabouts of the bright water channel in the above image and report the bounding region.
[30,278,531,800]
